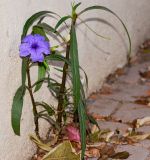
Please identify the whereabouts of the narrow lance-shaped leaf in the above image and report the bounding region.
[55,15,71,31]
[78,5,131,59]
[11,86,26,135]
[87,115,100,130]
[32,26,49,41]
[21,58,28,87]
[32,77,58,89]
[45,54,70,65]
[37,23,65,42]
[78,100,86,160]
[73,2,82,11]
[70,24,86,159]
[21,11,57,39]
[34,63,46,92]
[70,25,81,108]
[32,26,49,92]
[35,102,55,116]
[80,66,88,90]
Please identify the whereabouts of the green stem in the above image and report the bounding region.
[26,61,39,138]
[57,43,70,126]
[56,13,78,127]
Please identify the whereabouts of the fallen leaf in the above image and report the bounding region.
[65,124,80,142]
[136,117,150,128]
[100,145,115,157]
[29,134,51,152]
[91,125,100,134]
[89,131,100,143]
[92,114,107,121]
[89,129,112,143]
[139,69,150,79]
[86,148,100,158]
[128,133,150,142]
[134,96,150,105]
[110,151,130,159]
[105,131,115,142]
[42,141,80,160]
[71,142,81,152]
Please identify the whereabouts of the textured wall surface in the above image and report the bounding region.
[0,0,150,159]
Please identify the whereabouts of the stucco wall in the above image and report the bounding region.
[0,0,150,159]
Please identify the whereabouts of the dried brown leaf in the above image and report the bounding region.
[86,148,100,158]
[136,116,150,128]
[128,133,150,142]
[139,69,150,79]
[110,151,130,159]
[29,134,51,152]
[100,145,115,157]
[42,141,80,160]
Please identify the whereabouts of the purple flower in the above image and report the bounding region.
[19,34,50,62]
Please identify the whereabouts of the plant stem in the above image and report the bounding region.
[57,43,70,126]
[26,61,39,138]
[56,14,77,127]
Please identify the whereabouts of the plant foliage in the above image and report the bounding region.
[11,2,131,159]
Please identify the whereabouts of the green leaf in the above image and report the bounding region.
[78,100,86,160]
[36,23,65,42]
[78,17,110,40]
[42,141,80,160]
[34,63,46,92]
[21,58,28,87]
[54,67,63,73]
[78,5,131,59]
[40,114,60,130]
[110,151,130,159]
[73,2,82,11]
[69,26,86,158]
[55,16,71,31]
[21,11,57,39]
[30,134,51,151]
[37,23,56,33]
[35,102,55,116]
[32,77,58,89]
[11,86,26,135]
[87,115,100,130]
[32,26,49,41]
[48,81,61,98]
[80,66,88,90]
[45,54,70,65]
[70,25,81,108]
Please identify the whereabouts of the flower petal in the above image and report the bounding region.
[19,34,51,62]
[34,34,45,41]
[66,125,80,142]
[22,35,34,44]
[19,43,30,57]
[38,41,50,55]
[30,51,44,62]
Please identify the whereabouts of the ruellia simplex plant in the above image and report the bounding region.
[11,2,131,159]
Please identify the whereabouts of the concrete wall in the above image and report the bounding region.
[0,0,149,159]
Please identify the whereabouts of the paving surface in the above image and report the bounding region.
[87,50,150,160]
